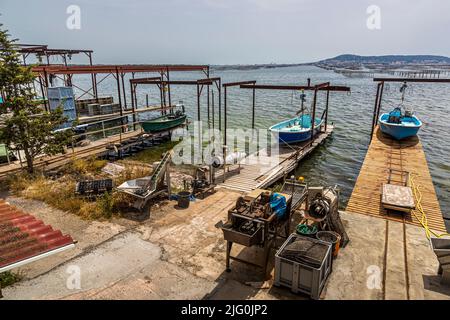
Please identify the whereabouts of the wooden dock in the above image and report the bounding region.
[0,129,144,179]
[77,105,166,124]
[346,126,446,232]
[217,126,333,192]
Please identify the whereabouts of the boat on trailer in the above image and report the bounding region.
[269,114,323,144]
[379,107,422,140]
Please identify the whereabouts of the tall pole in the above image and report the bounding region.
[159,82,164,116]
[115,68,124,133]
[207,86,210,129]
[325,89,330,131]
[211,90,215,130]
[218,79,222,132]
[131,83,137,130]
[223,86,227,145]
[310,88,318,142]
[121,73,127,109]
[375,81,385,132]
[88,53,97,100]
[43,69,49,111]
[166,67,172,113]
[252,86,256,129]
[197,83,201,122]
[370,82,381,139]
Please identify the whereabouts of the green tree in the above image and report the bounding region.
[0,24,72,173]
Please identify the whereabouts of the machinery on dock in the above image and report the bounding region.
[117,151,172,210]
[191,166,215,199]
[218,189,293,278]
[295,184,349,248]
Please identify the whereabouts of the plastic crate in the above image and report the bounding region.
[274,233,332,299]
[221,223,263,247]
[47,86,74,99]
[75,179,113,196]
[100,104,113,114]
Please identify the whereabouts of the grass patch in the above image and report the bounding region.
[0,271,23,288]
[7,157,152,220]
[6,139,183,220]
[128,140,179,163]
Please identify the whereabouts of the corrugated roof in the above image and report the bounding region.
[0,200,74,272]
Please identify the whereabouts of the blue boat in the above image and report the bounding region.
[379,107,422,140]
[269,114,323,144]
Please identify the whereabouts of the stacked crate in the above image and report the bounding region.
[75,97,115,116]
[47,87,76,129]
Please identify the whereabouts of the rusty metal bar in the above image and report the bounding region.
[310,88,318,141]
[373,78,450,83]
[115,67,124,133]
[121,73,127,109]
[166,67,172,113]
[252,86,256,129]
[240,84,350,91]
[325,89,330,131]
[223,86,227,145]
[370,82,382,139]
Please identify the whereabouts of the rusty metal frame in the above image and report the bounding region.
[235,80,350,144]
[370,77,450,139]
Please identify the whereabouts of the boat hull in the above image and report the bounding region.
[379,113,422,140]
[141,114,187,133]
[269,115,323,144]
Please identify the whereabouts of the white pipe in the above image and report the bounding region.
[0,243,75,274]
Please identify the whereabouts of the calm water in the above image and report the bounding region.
[70,65,449,228]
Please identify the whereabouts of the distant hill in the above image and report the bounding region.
[317,54,450,68]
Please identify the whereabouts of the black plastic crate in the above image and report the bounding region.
[76,179,113,196]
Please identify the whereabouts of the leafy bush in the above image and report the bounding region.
[0,271,23,288]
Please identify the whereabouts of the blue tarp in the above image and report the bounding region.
[269,193,287,218]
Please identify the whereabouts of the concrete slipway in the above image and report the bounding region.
[2,189,449,300]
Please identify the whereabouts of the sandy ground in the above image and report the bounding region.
[2,189,450,300]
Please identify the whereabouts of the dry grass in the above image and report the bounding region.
[7,157,152,220]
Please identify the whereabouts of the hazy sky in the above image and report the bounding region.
[1,0,450,64]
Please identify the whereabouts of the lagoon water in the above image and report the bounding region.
[71,65,449,228]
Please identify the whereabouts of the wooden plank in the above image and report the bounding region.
[0,130,144,179]
[347,126,446,232]
[216,126,334,193]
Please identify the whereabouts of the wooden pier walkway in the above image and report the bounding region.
[346,126,446,232]
[217,126,333,193]
[0,130,144,179]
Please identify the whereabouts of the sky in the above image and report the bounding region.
[1,0,450,65]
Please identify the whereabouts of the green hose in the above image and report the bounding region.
[296,223,318,236]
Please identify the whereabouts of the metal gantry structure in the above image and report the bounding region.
[2,43,355,148]
[371,77,450,139]
[129,76,221,127]
[222,79,350,145]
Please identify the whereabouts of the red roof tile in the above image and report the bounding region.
[0,200,74,271]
